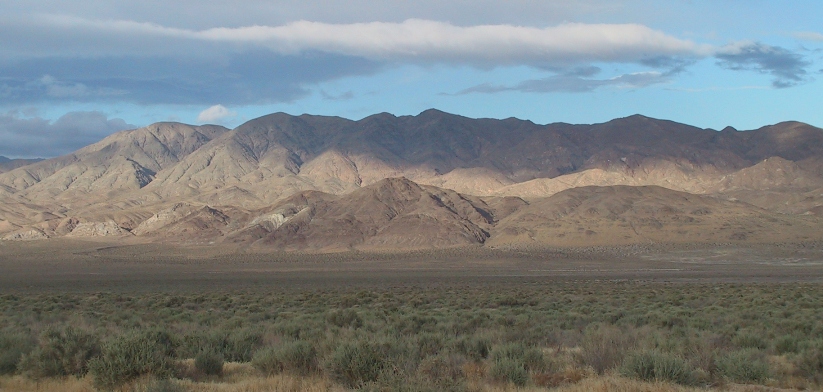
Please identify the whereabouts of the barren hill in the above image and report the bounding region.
[0,123,228,201]
[0,110,821,248]
[488,185,822,247]
[0,156,43,173]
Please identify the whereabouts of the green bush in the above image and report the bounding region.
[774,335,799,354]
[579,325,634,374]
[418,353,466,384]
[732,332,768,350]
[0,332,34,375]
[796,342,823,383]
[326,340,385,388]
[224,329,262,362]
[18,326,99,379]
[194,349,223,376]
[621,350,695,385]
[716,350,770,383]
[454,336,490,362]
[181,329,261,362]
[327,309,363,329]
[416,333,446,358]
[134,377,184,392]
[489,357,528,386]
[88,329,177,390]
[488,343,539,386]
[252,340,318,376]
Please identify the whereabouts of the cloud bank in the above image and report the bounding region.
[19,16,710,66]
[0,111,134,158]
[0,16,814,105]
[716,42,810,88]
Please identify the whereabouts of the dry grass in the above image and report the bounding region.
[550,376,707,392]
[0,373,814,392]
[0,375,94,392]
[174,375,342,392]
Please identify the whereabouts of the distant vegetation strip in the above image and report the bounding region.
[1,283,822,391]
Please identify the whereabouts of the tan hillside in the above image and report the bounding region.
[487,185,823,247]
[0,110,822,247]
[229,177,495,251]
[0,123,228,202]
[0,157,43,173]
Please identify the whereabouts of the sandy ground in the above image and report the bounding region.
[1,239,822,292]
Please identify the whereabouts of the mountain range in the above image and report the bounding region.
[1,110,821,250]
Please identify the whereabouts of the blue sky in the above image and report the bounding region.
[1,0,822,158]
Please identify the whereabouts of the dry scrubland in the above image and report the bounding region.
[1,280,823,391]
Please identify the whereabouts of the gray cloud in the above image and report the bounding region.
[320,90,355,101]
[0,4,816,110]
[0,1,636,31]
[0,110,134,158]
[457,70,669,94]
[0,51,382,105]
[716,42,811,88]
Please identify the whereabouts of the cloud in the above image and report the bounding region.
[11,16,710,67]
[793,31,823,42]
[716,42,811,88]
[320,90,355,101]
[197,104,236,123]
[0,51,381,105]
[0,14,815,109]
[0,110,134,158]
[457,70,670,94]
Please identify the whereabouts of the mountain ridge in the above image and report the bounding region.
[1,110,821,249]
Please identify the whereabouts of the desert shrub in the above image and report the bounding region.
[0,332,34,375]
[416,333,446,357]
[488,343,542,386]
[454,336,491,361]
[327,308,363,329]
[523,347,550,373]
[579,325,635,374]
[194,349,223,376]
[732,332,768,350]
[180,331,224,359]
[224,329,262,362]
[181,329,261,362]
[326,340,386,388]
[88,329,177,390]
[621,350,695,385]
[774,334,799,354]
[252,340,318,375]
[796,341,823,383]
[418,353,466,386]
[716,349,770,383]
[18,326,100,379]
[490,356,529,386]
[133,377,184,392]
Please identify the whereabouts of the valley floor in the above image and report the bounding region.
[1,240,822,391]
[1,240,823,292]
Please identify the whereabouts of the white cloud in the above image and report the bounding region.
[793,31,823,42]
[197,104,236,123]
[37,16,711,66]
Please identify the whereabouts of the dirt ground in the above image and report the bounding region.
[1,239,823,292]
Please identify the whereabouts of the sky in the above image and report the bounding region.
[1,0,822,158]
